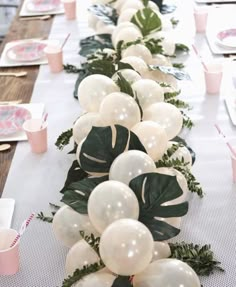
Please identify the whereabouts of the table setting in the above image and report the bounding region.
[1,0,236,286]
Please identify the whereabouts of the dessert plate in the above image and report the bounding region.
[0,106,31,136]
[6,41,47,62]
[216,28,236,49]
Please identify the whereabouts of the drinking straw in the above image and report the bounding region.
[192,44,208,71]
[10,213,35,248]
[40,113,48,129]
[215,124,236,157]
[61,33,71,49]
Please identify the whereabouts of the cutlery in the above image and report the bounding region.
[0,100,22,105]
[0,72,27,77]
[20,15,51,21]
[0,144,11,151]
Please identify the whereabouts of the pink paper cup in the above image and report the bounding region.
[204,62,223,94]
[231,155,236,183]
[44,45,63,73]
[23,119,48,154]
[62,0,76,20]
[194,7,208,33]
[0,229,20,275]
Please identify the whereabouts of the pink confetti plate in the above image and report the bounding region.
[26,0,60,12]
[216,28,236,49]
[0,106,31,136]
[6,41,47,62]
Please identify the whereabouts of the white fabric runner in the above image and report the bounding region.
[1,0,236,286]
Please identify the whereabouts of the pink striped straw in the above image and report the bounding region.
[61,33,71,49]
[214,124,236,157]
[10,213,35,248]
[192,44,208,71]
[40,113,48,129]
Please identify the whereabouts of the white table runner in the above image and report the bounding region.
[1,1,236,286]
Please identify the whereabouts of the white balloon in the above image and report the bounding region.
[117,8,138,24]
[65,240,100,276]
[52,206,98,248]
[112,69,142,84]
[122,44,153,64]
[97,24,115,35]
[121,56,148,76]
[120,0,144,13]
[109,150,156,185]
[131,121,168,161]
[143,103,183,140]
[168,141,192,168]
[132,79,164,110]
[88,13,99,29]
[88,180,139,233]
[148,1,160,11]
[152,54,172,66]
[114,27,142,47]
[73,113,104,145]
[155,167,189,203]
[78,75,119,112]
[100,219,154,275]
[133,259,201,287]
[112,22,141,46]
[114,0,128,13]
[73,272,116,287]
[152,241,171,262]
[99,92,141,129]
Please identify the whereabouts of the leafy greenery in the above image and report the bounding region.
[60,160,88,194]
[88,4,118,25]
[62,261,105,287]
[181,111,194,129]
[131,7,162,36]
[112,276,133,287]
[173,62,185,69]
[171,17,179,27]
[61,176,108,214]
[149,65,190,80]
[36,212,54,223]
[164,90,190,110]
[64,64,81,73]
[170,242,224,276]
[79,34,113,58]
[80,231,100,255]
[79,125,146,174]
[129,173,188,241]
[55,128,73,150]
[144,37,163,54]
[175,43,190,53]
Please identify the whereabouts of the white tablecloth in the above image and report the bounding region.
[1,0,236,286]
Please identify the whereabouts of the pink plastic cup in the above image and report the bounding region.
[44,45,63,73]
[62,0,76,20]
[23,119,47,154]
[231,155,236,183]
[0,228,20,275]
[194,7,208,33]
[204,62,223,94]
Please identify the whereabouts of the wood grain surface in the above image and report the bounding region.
[0,7,53,196]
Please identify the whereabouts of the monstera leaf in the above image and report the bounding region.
[60,160,88,193]
[79,34,113,58]
[61,176,108,214]
[88,4,118,25]
[79,125,146,174]
[129,173,188,241]
[112,276,132,287]
[149,65,191,80]
[131,7,162,36]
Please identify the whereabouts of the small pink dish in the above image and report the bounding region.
[6,41,47,62]
[216,28,236,48]
[26,0,60,12]
[0,106,31,136]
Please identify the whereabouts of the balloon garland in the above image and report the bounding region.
[38,0,224,286]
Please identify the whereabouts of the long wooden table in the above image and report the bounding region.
[0,8,53,196]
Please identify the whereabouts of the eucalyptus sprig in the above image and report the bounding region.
[62,261,105,287]
[181,111,194,129]
[156,146,203,197]
[171,17,179,28]
[173,63,185,69]
[170,242,224,276]
[36,212,55,223]
[164,91,191,110]
[55,128,73,150]
[64,64,81,74]
[80,231,100,255]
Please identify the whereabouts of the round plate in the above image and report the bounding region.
[216,28,236,48]
[0,106,31,136]
[26,0,60,12]
[6,41,47,62]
